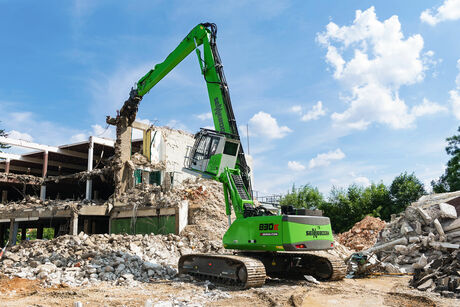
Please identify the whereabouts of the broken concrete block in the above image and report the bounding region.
[439,203,457,219]
[439,242,460,250]
[383,263,402,274]
[304,275,320,284]
[412,254,428,269]
[415,221,422,235]
[417,278,433,291]
[394,244,408,253]
[367,237,407,253]
[447,230,460,240]
[444,218,460,232]
[433,219,445,237]
[417,207,432,224]
[400,222,414,235]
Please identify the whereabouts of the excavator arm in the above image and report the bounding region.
[121,23,252,200]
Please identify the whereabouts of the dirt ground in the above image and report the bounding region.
[0,275,458,307]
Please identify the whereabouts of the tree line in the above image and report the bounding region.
[280,126,460,233]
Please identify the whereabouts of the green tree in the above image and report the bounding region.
[388,172,425,218]
[361,182,392,219]
[280,184,325,209]
[319,186,356,233]
[432,126,460,192]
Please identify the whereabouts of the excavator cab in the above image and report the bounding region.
[187,128,240,177]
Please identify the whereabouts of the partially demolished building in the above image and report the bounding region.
[0,121,196,247]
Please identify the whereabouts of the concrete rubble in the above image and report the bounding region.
[0,176,353,289]
[368,193,460,297]
[0,231,222,288]
[337,216,386,251]
[0,178,227,287]
[0,195,101,211]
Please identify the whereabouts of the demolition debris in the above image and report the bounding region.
[337,216,386,251]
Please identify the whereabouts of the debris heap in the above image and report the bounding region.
[373,193,460,297]
[0,231,221,287]
[337,216,386,251]
[0,195,102,211]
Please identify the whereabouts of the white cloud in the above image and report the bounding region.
[420,0,460,26]
[308,148,345,169]
[451,90,460,119]
[287,161,306,171]
[301,101,326,121]
[317,7,434,131]
[6,130,34,142]
[450,59,460,119]
[353,176,371,187]
[411,98,447,117]
[196,112,212,121]
[290,105,302,114]
[248,111,292,139]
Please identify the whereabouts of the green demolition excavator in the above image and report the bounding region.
[121,23,346,288]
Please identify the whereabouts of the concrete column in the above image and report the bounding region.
[83,219,89,234]
[21,227,27,241]
[40,151,48,201]
[5,159,10,174]
[108,216,112,234]
[0,224,4,246]
[85,137,94,201]
[42,151,48,178]
[2,190,7,204]
[70,213,78,236]
[40,186,46,201]
[37,224,43,239]
[8,220,18,246]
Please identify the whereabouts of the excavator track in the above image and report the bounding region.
[239,250,347,282]
[178,254,266,288]
[304,251,347,281]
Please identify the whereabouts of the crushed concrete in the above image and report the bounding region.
[0,230,221,287]
[337,216,386,251]
[0,195,102,211]
[0,172,43,185]
[368,193,460,297]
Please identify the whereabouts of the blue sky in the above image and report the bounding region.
[1,0,460,196]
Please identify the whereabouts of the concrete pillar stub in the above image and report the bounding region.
[40,185,46,201]
[5,159,10,174]
[70,214,78,236]
[1,190,7,204]
[37,224,44,239]
[8,220,18,246]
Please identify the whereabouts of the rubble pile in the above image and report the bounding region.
[0,195,102,211]
[45,167,113,183]
[0,231,220,287]
[131,153,166,169]
[0,172,43,185]
[181,178,229,242]
[371,194,460,297]
[410,249,460,298]
[337,216,386,251]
